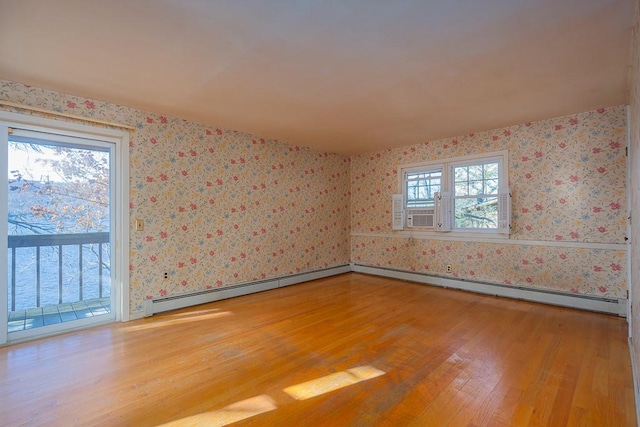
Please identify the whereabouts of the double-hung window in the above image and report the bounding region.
[394,151,510,234]
[400,166,443,228]
[450,158,501,230]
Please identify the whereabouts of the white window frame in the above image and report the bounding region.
[397,150,509,237]
[449,155,504,232]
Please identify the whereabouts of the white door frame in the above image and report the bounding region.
[0,111,130,345]
[627,105,633,337]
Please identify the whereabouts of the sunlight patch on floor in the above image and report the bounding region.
[284,365,386,400]
[157,395,277,427]
[152,365,385,426]
[123,311,232,331]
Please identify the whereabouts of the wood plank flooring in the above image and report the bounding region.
[0,273,635,426]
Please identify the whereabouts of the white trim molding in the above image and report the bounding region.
[0,100,136,130]
[0,125,8,345]
[8,315,115,345]
[351,264,627,317]
[144,265,351,316]
[144,263,627,320]
[351,231,626,251]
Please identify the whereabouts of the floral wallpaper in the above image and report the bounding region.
[0,80,351,316]
[351,106,628,299]
[352,237,626,298]
[0,78,630,313]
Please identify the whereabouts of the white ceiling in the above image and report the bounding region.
[0,0,634,155]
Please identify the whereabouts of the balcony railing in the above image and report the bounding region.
[8,232,110,312]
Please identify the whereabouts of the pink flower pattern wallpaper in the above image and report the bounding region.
[351,106,628,298]
[0,79,629,309]
[0,80,351,315]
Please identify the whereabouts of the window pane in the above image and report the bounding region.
[470,180,484,195]
[7,136,112,323]
[454,166,467,182]
[405,168,441,208]
[454,197,498,229]
[455,182,468,197]
[484,163,499,179]
[468,165,484,181]
[485,179,499,194]
[407,170,442,180]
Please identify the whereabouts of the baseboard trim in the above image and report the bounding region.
[145,265,351,316]
[138,262,626,318]
[351,264,627,316]
[129,312,145,321]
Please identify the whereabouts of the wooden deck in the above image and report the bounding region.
[8,297,111,332]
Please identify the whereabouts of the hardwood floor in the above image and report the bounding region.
[0,273,635,426]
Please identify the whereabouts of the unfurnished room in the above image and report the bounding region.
[0,0,639,425]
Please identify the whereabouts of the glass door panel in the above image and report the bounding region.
[6,130,114,335]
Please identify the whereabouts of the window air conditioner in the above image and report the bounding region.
[407,209,435,228]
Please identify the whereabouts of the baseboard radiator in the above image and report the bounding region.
[143,263,626,317]
[144,265,351,316]
[351,264,628,317]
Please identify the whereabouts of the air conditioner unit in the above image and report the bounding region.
[407,209,435,228]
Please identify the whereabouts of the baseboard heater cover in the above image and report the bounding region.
[351,264,627,317]
[144,265,350,316]
[140,263,625,318]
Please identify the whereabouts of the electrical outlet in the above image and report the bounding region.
[163,272,168,279]
[135,219,144,231]
[446,264,452,273]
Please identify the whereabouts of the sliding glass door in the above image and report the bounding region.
[1,122,122,342]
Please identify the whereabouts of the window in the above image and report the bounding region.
[405,169,442,208]
[451,158,500,229]
[398,165,443,229]
[395,151,510,234]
